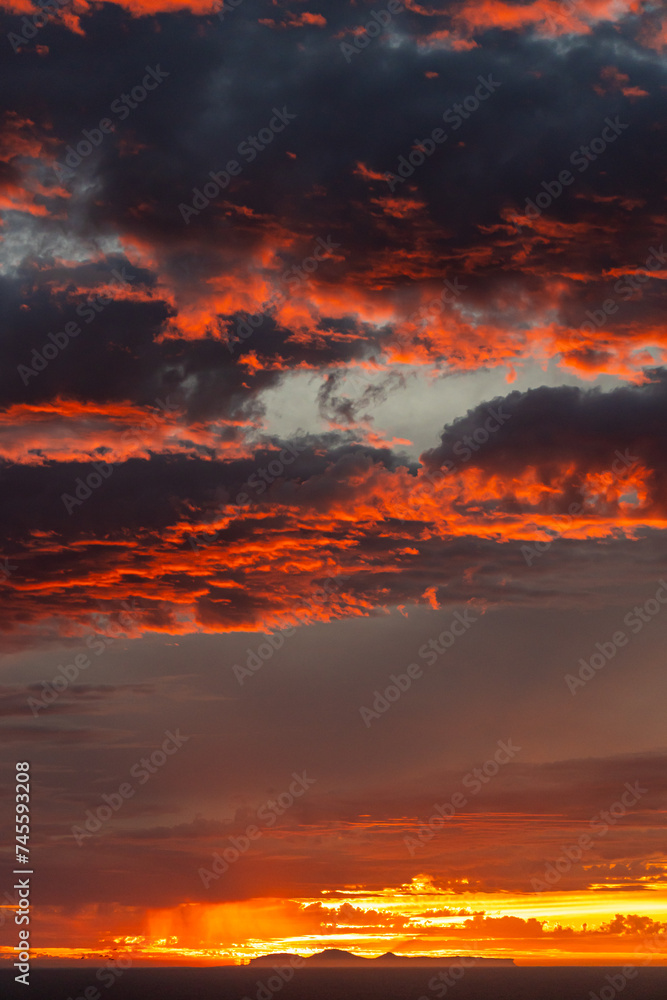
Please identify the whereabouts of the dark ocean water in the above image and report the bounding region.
[2,967,667,1000]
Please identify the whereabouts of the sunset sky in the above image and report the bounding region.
[1,0,667,969]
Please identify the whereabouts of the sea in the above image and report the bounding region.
[2,967,667,1000]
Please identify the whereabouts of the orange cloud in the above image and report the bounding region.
[4,882,666,965]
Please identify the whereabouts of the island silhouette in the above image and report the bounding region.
[248,948,514,967]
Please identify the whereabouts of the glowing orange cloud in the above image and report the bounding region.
[3,880,666,966]
[1,442,664,641]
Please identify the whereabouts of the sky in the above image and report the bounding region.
[1,0,667,971]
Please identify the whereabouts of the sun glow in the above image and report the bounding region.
[5,878,666,967]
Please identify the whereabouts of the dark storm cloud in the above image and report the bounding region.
[1,0,664,383]
[0,437,399,540]
[5,368,667,640]
[0,266,292,421]
[423,369,667,507]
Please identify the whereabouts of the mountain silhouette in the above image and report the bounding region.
[248,948,515,967]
